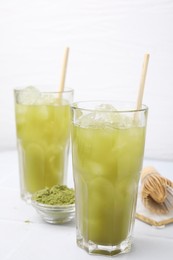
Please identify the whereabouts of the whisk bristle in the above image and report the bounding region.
[165,186,173,210]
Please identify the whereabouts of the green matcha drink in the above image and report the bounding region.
[14,87,73,202]
[72,101,148,256]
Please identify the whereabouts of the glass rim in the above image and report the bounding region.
[31,199,75,209]
[14,87,73,94]
[71,100,148,113]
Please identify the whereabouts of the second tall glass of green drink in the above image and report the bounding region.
[14,86,73,202]
[71,101,148,256]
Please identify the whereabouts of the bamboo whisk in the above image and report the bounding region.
[141,167,173,214]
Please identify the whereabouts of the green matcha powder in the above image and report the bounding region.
[32,185,75,205]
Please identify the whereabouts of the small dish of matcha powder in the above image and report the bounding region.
[32,185,75,206]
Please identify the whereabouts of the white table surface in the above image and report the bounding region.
[0,150,173,260]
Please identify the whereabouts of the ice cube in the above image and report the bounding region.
[78,103,120,129]
[78,103,135,129]
[96,104,117,112]
[36,93,55,105]
[18,86,41,105]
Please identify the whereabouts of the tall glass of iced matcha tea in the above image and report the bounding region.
[14,86,73,202]
[71,101,148,256]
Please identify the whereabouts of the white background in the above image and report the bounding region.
[0,0,173,160]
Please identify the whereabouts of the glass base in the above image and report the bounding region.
[21,191,32,204]
[77,236,132,256]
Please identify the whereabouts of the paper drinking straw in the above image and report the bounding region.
[136,53,150,110]
[58,47,70,97]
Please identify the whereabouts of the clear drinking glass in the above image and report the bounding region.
[71,101,148,256]
[14,87,73,202]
